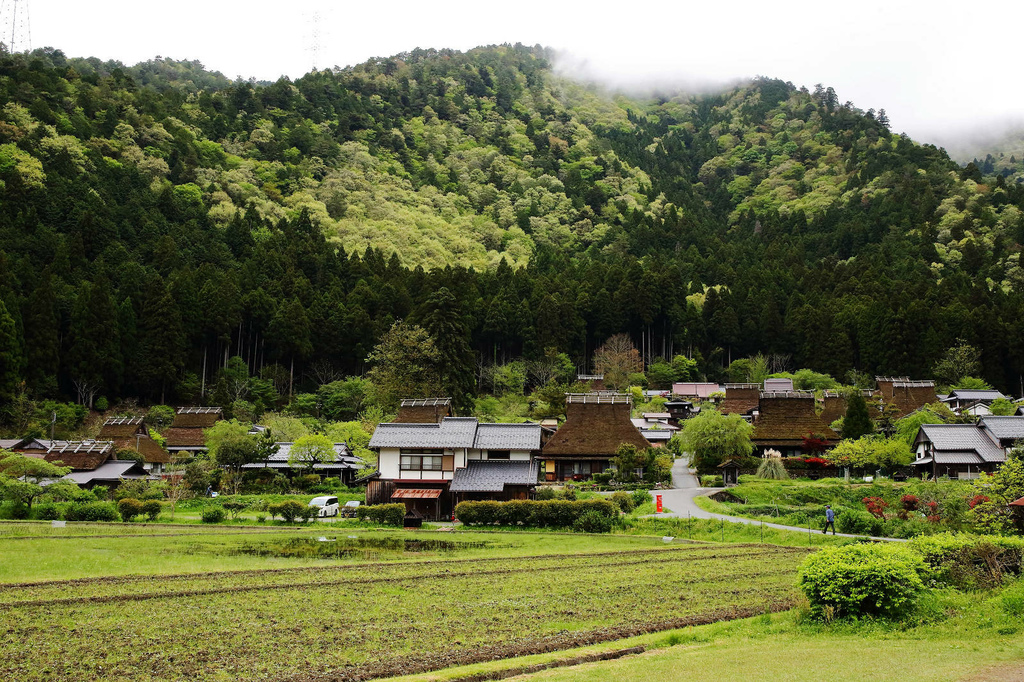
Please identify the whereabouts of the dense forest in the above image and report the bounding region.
[1,43,1023,422]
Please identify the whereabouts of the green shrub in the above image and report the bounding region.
[117,498,144,522]
[454,499,618,529]
[355,503,406,526]
[201,507,226,524]
[33,504,61,520]
[535,487,557,500]
[798,544,927,620]
[610,491,636,513]
[140,500,162,521]
[572,510,614,533]
[269,500,306,523]
[909,533,1024,589]
[631,488,652,508]
[256,514,267,524]
[835,509,883,536]
[700,475,723,487]
[292,474,321,492]
[64,502,118,522]
[222,500,248,520]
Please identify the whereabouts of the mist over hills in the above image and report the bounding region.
[1,43,1023,409]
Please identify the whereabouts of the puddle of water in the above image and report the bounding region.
[184,536,498,560]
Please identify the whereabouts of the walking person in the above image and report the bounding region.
[823,504,836,535]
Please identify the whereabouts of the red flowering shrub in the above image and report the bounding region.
[805,457,830,468]
[926,500,941,523]
[863,496,889,520]
[969,494,990,509]
[802,434,830,455]
[897,494,920,520]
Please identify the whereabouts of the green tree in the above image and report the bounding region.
[211,433,264,494]
[824,436,912,471]
[288,434,335,473]
[678,409,754,473]
[989,398,1019,416]
[0,451,72,512]
[135,277,185,403]
[593,334,642,392]
[842,391,874,440]
[0,300,23,408]
[932,339,982,387]
[418,287,475,413]
[267,298,312,397]
[366,321,442,411]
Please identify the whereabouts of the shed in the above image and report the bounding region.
[718,459,741,487]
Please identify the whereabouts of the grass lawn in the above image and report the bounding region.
[0,528,809,681]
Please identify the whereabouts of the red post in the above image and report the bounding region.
[656,494,663,513]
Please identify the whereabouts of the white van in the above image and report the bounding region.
[308,496,340,518]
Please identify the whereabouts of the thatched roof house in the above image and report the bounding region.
[540,394,649,481]
[720,384,760,417]
[752,391,837,454]
[393,398,452,424]
[165,407,222,453]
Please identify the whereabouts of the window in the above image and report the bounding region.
[487,450,510,460]
[401,455,443,471]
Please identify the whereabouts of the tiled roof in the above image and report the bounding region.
[63,460,148,485]
[473,423,541,450]
[947,390,1006,401]
[917,424,1004,463]
[241,442,362,470]
[980,416,1024,441]
[449,460,539,492]
[0,439,24,450]
[914,452,985,465]
[639,429,673,441]
[370,418,479,449]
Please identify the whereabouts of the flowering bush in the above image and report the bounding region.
[863,496,889,520]
[898,494,919,519]
[969,494,990,509]
[926,500,941,523]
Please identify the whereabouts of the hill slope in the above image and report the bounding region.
[0,45,1023,410]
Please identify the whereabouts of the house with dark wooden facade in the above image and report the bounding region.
[98,417,171,474]
[164,407,222,456]
[540,393,650,481]
[365,415,541,520]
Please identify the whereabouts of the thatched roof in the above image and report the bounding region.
[752,393,837,447]
[720,384,760,415]
[394,398,452,424]
[44,441,114,471]
[98,417,147,439]
[164,427,207,449]
[171,407,222,429]
[881,380,937,417]
[541,396,649,457]
[112,436,171,464]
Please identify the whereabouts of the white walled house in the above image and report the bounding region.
[366,417,541,519]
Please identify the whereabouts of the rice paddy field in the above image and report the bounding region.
[0,522,809,681]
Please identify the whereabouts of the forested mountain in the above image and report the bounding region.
[1,44,1023,415]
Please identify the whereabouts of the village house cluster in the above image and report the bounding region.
[3,375,1021,520]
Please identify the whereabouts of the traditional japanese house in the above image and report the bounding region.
[540,393,650,481]
[242,442,365,485]
[912,423,1006,479]
[164,407,222,456]
[393,398,452,424]
[631,414,679,447]
[671,382,721,401]
[98,417,171,474]
[42,440,149,488]
[763,377,794,392]
[751,391,838,456]
[366,413,541,519]
[941,389,1007,413]
[720,384,760,419]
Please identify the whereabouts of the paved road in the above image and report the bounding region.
[649,457,903,542]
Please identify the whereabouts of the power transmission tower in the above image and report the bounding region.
[0,0,31,53]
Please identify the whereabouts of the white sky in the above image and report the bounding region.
[17,0,1024,149]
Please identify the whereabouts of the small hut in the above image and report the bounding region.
[718,459,741,487]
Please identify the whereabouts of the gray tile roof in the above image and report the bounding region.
[947,389,1006,401]
[918,424,1005,463]
[241,442,363,470]
[63,460,147,485]
[980,416,1024,442]
[369,418,479,449]
[914,452,985,465]
[640,429,673,441]
[449,460,539,492]
[473,423,541,451]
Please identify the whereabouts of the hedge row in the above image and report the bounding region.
[454,499,618,528]
[356,503,406,527]
[909,533,1024,588]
